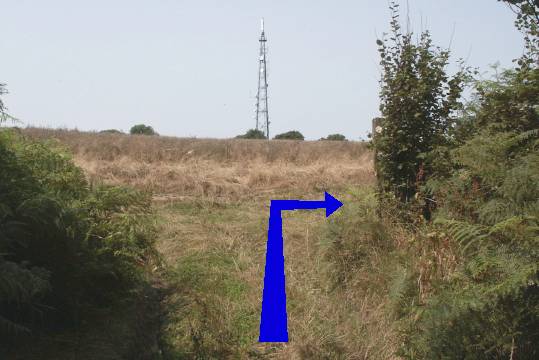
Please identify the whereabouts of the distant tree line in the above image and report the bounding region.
[236,129,347,141]
[99,125,347,141]
[96,125,158,136]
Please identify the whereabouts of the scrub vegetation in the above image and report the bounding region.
[0,125,160,359]
[0,1,537,359]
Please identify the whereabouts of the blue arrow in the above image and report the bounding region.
[259,192,343,343]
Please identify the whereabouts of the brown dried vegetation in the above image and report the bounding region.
[23,128,373,200]
[21,128,399,359]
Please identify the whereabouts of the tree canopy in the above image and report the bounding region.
[130,124,157,136]
[321,134,346,141]
[273,130,304,140]
[236,128,266,139]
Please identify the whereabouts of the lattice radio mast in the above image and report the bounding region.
[255,18,270,139]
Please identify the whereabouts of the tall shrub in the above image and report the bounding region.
[0,85,157,337]
[396,2,539,357]
[373,2,467,203]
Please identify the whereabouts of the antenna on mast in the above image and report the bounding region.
[254,18,270,139]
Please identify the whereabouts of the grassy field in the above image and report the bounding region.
[21,128,400,359]
[22,128,371,198]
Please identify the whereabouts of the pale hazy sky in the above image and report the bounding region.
[1,0,524,140]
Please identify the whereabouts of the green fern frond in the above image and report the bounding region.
[434,218,489,254]
[478,199,516,225]
[512,128,539,144]
[498,155,539,205]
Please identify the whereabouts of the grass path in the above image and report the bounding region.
[153,187,396,359]
[10,132,394,358]
[154,192,334,358]
[6,187,396,360]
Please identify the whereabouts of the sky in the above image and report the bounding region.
[1,0,525,140]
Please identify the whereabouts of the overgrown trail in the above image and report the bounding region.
[154,193,330,358]
[17,131,392,359]
[153,186,395,359]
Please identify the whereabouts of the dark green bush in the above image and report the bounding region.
[99,129,124,134]
[399,127,539,359]
[130,124,157,136]
[273,130,304,140]
[321,134,346,141]
[370,2,539,358]
[235,128,266,139]
[0,130,157,338]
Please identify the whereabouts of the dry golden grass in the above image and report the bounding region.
[22,127,374,200]
[23,128,398,359]
[22,127,369,163]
